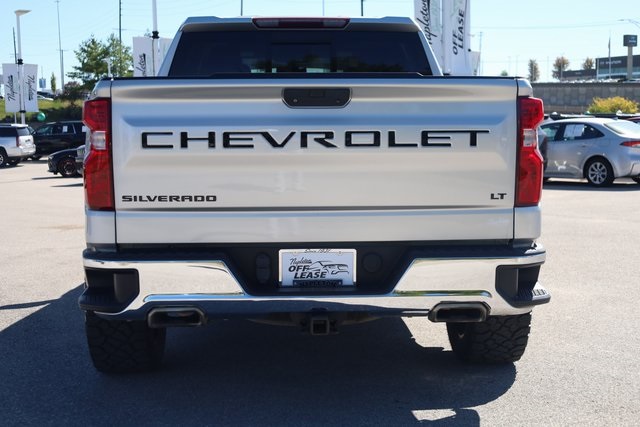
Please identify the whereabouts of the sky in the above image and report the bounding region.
[1,0,640,91]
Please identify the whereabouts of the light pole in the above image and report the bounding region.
[56,0,65,93]
[151,0,159,76]
[15,9,30,125]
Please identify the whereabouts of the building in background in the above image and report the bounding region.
[596,55,640,80]
[560,69,597,82]
[559,55,640,81]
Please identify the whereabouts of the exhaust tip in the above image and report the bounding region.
[428,303,488,323]
[148,307,205,328]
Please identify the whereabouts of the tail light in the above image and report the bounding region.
[83,98,114,211]
[516,97,544,207]
[621,140,640,147]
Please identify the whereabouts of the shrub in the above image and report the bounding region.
[587,96,638,114]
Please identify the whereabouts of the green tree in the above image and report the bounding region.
[582,57,595,70]
[50,72,57,93]
[500,70,508,77]
[527,59,540,82]
[106,34,133,78]
[552,56,569,80]
[68,34,132,90]
[68,36,108,90]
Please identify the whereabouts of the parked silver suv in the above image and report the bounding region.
[0,124,35,167]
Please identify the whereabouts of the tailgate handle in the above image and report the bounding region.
[282,88,351,108]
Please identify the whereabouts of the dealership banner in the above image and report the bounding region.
[2,64,20,112]
[133,37,173,76]
[133,37,151,76]
[414,0,443,71]
[414,0,474,75]
[2,63,39,112]
[447,0,473,75]
[23,64,39,112]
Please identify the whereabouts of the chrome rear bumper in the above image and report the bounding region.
[80,244,549,320]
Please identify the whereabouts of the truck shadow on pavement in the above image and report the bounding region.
[0,286,517,426]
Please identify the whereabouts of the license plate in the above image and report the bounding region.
[279,249,356,287]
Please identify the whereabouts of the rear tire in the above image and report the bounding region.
[85,312,166,373]
[58,157,78,177]
[446,313,532,363]
[0,149,8,167]
[584,158,614,186]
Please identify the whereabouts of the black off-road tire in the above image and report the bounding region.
[85,312,166,373]
[446,313,532,363]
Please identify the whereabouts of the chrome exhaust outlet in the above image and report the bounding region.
[428,303,489,323]
[148,307,205,328]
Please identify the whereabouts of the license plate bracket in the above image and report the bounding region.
[279,249,356,288]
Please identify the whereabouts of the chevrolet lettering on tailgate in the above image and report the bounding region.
[140,129,491,149]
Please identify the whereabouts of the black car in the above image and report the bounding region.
[32,121,86,159]
[47,148,81,177]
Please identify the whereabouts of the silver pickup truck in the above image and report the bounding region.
[79,16,549,373]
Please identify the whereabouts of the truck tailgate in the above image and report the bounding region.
[110,78,523,244]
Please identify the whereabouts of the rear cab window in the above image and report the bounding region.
[168,28,432,76]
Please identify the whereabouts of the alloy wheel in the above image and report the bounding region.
[587,162,608,185]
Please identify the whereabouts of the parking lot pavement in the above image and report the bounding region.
[1,162,639,425]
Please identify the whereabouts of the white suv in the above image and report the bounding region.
[0,124,36,167]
